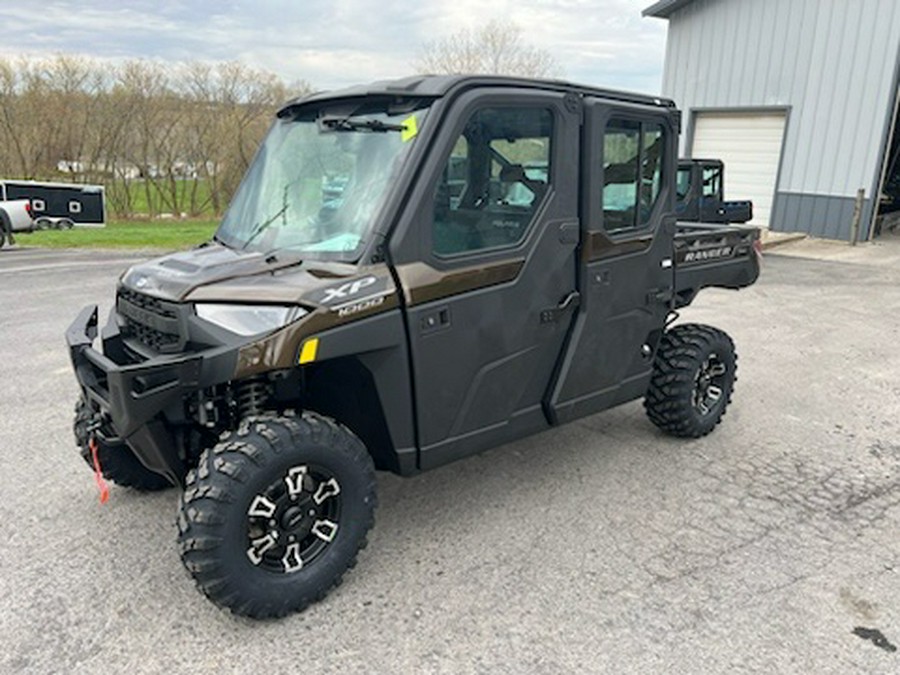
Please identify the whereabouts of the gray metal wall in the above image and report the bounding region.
[660,0,900,239]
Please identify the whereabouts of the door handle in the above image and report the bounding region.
[541,291,580,323]
[647,287,674,304]
[557,291,580,311]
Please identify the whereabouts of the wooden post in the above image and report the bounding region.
[850,188,865,245]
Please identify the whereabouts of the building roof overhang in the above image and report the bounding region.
[643,0,697,18]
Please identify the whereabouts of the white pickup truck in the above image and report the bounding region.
[0,199,34,247]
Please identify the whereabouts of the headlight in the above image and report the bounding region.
[194,304,307,336]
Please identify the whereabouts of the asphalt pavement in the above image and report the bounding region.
[1,240,899,674]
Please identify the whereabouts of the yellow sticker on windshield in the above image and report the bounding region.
[401,114,418,142]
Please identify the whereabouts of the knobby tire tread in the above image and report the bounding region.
[644,323,737,439]
[177,411,376,618]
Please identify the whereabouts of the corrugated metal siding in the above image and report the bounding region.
[771,192,867,240]
[662,0,900,199]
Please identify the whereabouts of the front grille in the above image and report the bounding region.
[117,287,185,353]
[118,287,177,318]
[127,320,181,351]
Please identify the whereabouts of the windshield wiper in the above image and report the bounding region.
[241,184,290,250]
[320,116,407,133]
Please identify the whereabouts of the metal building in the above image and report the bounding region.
[644,0,900,240]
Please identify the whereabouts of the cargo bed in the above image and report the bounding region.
[672,222,761,308]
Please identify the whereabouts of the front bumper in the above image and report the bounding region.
[66,305,238,485]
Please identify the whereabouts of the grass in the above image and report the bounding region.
[107,179,217,219]
[19,219,219,250]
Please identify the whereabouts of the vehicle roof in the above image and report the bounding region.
[279,75,676,115]
[678,158,724,167]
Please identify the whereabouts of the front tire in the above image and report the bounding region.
[0,212,11,247]
[644,323,737,438]
[177,411,376,618]
[74,400,172,491]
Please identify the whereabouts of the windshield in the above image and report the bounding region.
[216,102,430,260]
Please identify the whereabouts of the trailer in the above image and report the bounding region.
[0,180,105,228]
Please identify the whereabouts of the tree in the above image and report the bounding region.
[416,20,562,79]
[0,54,303,219]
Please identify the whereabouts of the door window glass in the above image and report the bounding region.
[702,166,721,198]
[433,107,552,256]
[641,126,664,212]
[602,120,666,232]
[676,167,691,201]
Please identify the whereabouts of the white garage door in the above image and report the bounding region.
[692,111,787,228]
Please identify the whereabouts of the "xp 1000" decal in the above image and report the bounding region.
[311,274,396,319]
[334,295,388,318]
[317,275,383,304]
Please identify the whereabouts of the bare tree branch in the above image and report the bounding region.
[416,20,562,79]
[0,55,302,219]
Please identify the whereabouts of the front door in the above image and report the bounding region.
[394,91,581,470]
[698,161,725,222]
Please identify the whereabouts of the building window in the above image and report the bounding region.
[602,120,666,232]
[432,107,553,257]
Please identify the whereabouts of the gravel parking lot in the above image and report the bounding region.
[1,240,899,674]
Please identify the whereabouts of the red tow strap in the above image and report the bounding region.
[89,437,110,505]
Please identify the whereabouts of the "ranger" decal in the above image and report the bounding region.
[683,246,734,263]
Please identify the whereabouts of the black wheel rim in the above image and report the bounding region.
[245,463,342,574]
[693,353,727,416]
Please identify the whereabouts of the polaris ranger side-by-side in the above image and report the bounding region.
[675,158,753,224]
[67,76,760,618]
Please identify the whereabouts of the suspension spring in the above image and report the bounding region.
[235,377,270,419]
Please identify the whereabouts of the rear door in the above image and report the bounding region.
[393,89,581,470]
[675,162,698,220]
[548,98,679,423]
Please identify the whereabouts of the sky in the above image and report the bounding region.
[0,0,668,94]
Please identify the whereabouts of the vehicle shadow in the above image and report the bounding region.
[371,400,673,542]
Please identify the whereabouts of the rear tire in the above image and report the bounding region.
[644,323,737,438]
[74,400,173,491]
[177,411,376,618]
